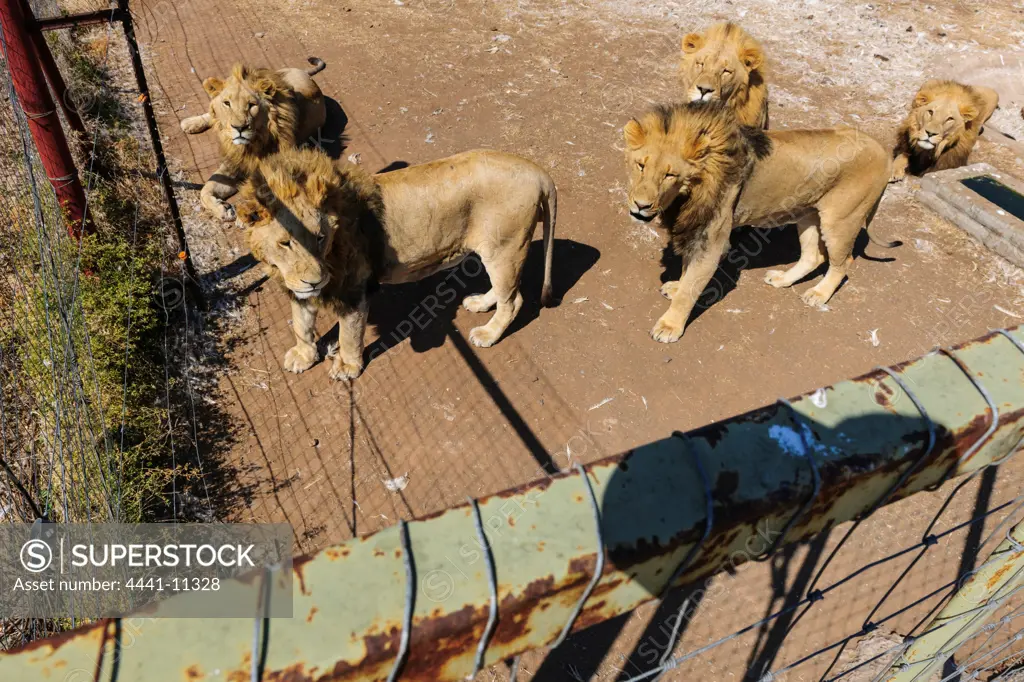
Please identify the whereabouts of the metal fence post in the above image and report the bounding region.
[0,0,92,237]
[22,0,88,138]
[116,0,204,305]
[883,520,1024,681]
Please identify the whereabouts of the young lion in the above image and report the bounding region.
[180,58,327,222]
[624,102,893,343]
[237,147,557,379]
[679,22,769,129]
[890,79,999,182]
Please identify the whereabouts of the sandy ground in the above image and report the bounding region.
[123,0,1024,678]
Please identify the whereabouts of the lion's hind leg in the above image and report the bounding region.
[800,209,861,308]
[764,214,825,289]
[467,247,526,348]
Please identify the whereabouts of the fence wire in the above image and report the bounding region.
[533,434,1024,682]
[0,7,209,649]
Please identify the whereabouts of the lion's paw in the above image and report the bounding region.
[468,325,500,348]
[283,345,318,374]
[889,157,908,184]
[660,281,680,300]
[650,317,684,344]
[764,270,790,288]
[329,359,363,381]
[800,287,832,309]
[180,115,211,134]
[463,293,495,313]
[216,201,237,223]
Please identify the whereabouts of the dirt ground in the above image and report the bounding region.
[124,0,1024,678]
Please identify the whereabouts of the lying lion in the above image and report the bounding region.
[891,79,998,182]
[624,102,894,343]
[236,148,557,379]
[180,58,327,222]
[679,22,769,129]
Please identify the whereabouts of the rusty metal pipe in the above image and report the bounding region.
[0,327,1022,680]
[0,0,93,237]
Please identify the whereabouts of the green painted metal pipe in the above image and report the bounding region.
[1,327,1022,681]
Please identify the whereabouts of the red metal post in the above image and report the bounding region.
[22,0,88,138]
[0,0,92,237]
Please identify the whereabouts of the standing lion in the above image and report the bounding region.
[623,102,894,343]
[890,79,999,182]
[236,147,558,379]
[179,58,328,221]
[679,22,769,129]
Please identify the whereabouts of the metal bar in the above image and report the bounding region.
[31,8,127,32]
[21,0,88,137]
[883,520,1024,681]
[1,327,1022,680]
[116,0,204,307]
[0,0,93,237]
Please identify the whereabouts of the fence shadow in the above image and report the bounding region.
[317,238,599,372]
[660,225,806,326]
[173,296,256,522]
[744,531,832,680]
[660,223,901,327]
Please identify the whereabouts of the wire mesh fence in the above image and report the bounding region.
[0,4,214,648]
[0,325,1019,680]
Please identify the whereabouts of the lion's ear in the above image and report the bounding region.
[264,165,299,200]
[682,32,705,53]
[254,77,277,99]
[913,81,942,108]
[623,119,646,149]
[203,77,225,98]
[306,173,329,206]
[740,45,764,72]
[960,101,980,125]
[236,198,270,228]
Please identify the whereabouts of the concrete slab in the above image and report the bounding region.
[918,162,1024,268]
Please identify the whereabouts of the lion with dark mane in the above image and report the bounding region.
[624,101,894,343]
[236,147,557,379]
[679,22,769,129]
[890,79,999,182]
[180,58,327,221]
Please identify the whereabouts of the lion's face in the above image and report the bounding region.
[239,185,335,300]
[203,68,275,148]
[908,93,978,153]
[680,25,763,105]
[622,119,701,222]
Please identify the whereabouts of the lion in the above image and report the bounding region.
[624,101,894,343]
[679,22,769,129]
[179,57,328,222]
[236,147,557,379]
[890,79,999,182]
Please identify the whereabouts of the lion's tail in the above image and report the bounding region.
[305,57,327,76]
[540,179,558,308]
